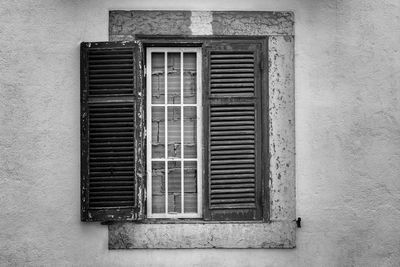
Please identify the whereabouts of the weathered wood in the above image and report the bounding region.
[203,40,266,221]
[81,41,145,222]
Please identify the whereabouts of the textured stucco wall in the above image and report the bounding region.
[1,0,400,266]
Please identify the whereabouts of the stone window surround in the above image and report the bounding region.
[107,10,295,249]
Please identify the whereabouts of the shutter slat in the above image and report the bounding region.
[90,176,134,181]
[90,122,134,127]
[91,171,134,177]
[89,54,133,59]
[210,173,254,179]
[211,73,254,78]
[211,159,254,165]
[211,64,254,69]
[211,111,254,116]
[210,199,255,204]
[211,68,253,74]
[90,74,134,79]
[211,78,254,83]
[90,182,134,187]
[89,84,133,88]
[90,113,133,118]
[211,135,254,140]
[211,140,254,145]
[211,83,254,88]
[210,178,255,184]
[89,69,133,74]
[211,116,254,121]
[90,186,135,190]
[89,64,133,69]
[90,79,134,84]
[211,154,255,160]
[89,191,134,196]
[210,130,255,136]
[210,54,253,59]
[89,59,133,64]
[88,49,132,54]
[89,150,134,155]
[211,149,255,155]
[89,201,134,208]
[90,132,133,137]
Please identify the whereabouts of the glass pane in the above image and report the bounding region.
[168,107,181,158]
[152,161,165,213]
[184,107,197,158]
[183,53,196,104]
[167,53,181,104]
[151,52,165,104]
[168,161,181,213]
[151,107,165,158]
[184,161,197,213]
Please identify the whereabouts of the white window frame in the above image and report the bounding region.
[146,47,203,219]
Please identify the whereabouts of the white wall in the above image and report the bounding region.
[0,0,399,266]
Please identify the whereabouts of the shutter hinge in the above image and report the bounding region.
[259,61,265,71]
[144,65,147,76]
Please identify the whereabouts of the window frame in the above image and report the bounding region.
[145,47,203,219]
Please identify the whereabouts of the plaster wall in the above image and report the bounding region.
[0,0,399,266]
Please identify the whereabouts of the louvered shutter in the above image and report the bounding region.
[81,42,144,222]
[204,41,264,221]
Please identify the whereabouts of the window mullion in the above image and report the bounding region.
[164,52,168,215]
[180,51,184,214]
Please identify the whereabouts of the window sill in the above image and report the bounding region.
[108,220,295,249]
[129,219,266,224]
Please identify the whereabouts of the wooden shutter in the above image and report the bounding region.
[204,41,264,221]
[81,42,144,222]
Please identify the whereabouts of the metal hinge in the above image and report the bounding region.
[144,65,147,76]
[259,61,265,71]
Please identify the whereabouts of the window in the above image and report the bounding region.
[80,38,268,222]
[146,47,203,218]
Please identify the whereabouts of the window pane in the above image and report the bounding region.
[152,161,165,213]
[151,107,165,158]
[183,53,196,104]
[167,53,181,104]
[184,161,197,213]
[168,107,181,158]
[168,161,181,213]
[147,48,201,218]
[151,52,165,104]
[184,107,197,158]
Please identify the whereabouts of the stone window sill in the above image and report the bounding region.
[108,220,295,249]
